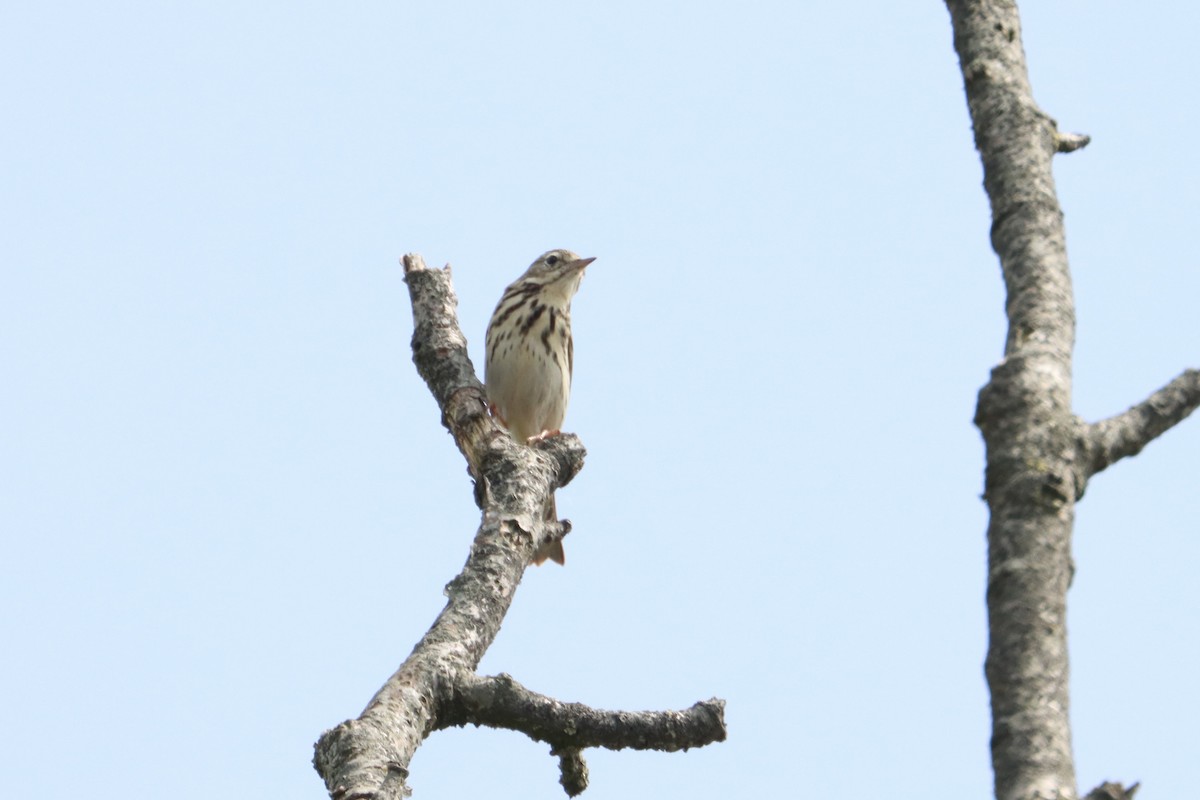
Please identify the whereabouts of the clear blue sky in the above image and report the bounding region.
[2,3,1197,798]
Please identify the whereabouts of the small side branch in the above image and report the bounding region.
[1083,368,1200,478]
[1055,131,1091,153]
[446,673,727,754]
[1085,781,1140,800]
[556,749,588,797]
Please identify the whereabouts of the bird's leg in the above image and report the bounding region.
[527,429,561,444]
[488,403,508,428]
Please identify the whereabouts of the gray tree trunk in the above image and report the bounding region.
[944,2,1200,800]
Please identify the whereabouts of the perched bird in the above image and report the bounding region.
[485,249,595,565]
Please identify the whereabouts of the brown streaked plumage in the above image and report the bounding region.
[485,249,594,565]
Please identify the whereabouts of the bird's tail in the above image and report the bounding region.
[532,493,566,566]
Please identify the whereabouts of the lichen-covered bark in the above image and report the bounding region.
[1082,369,1200,479]
[312,256,725,798]
[445,674,726,754]
[945,3,1196,800]
[947,3,1079,797]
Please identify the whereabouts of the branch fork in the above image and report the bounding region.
[946,3,1196,798]
[313,254,725,798]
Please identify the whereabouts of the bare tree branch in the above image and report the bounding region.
[946,1,1084,798]
[1084,782,1140,800]
[312,254,725,798]
[1082,369,1200,478]
[445,673,727,753]
[441,673,726,797]
[1055,131,1091,153]
[947,3,1195,799]
[556,749,589,797]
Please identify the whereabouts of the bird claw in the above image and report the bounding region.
[526,429,561,444]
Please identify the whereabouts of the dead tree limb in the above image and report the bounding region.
[945,2,1195,799]
[1081,369,1200,480]
[312,254,726,798]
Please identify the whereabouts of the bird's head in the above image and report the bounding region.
[521,249,595,302]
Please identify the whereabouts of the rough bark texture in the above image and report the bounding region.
[311,255,726,798]
[948,4,1080,796]
[945,2,1197,800]
[1084,782,1140,800]
[1082,369,1200,480]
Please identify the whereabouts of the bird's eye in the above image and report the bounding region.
[545,255,560,267]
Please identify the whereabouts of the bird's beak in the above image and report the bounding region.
[569,256,596,271]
